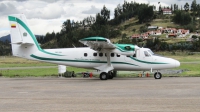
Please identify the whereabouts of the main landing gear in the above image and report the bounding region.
[154,72,162,79]
[100,71,114,80]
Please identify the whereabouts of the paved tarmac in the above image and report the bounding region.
[0,77,200,112]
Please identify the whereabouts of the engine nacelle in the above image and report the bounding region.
[112,44,140,56]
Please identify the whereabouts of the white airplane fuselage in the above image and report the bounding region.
[22,47,180,71]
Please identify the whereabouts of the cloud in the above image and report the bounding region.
[82,5,100,14]
[0,2,19,16]
[25,3,65,19]
[12,0,28,2]
[28,19,63,35]
[0,30,10,37]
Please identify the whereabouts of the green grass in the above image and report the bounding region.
[0,56,56,68]
[177,63,200,77]
[1,54,200,77]
[154,52,200,77]
[0,68,58,77]
[156,52,200,62]
[67,66,92,73]
[0,66,91,77]
[0,56,92,77]
[150,19,178,28]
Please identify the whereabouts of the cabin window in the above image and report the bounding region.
[144,51,150,57]
[84,53,87,57]
[111,53,115,57]
[99,53,103,57]
[105,53,107,57]
[126,55,130,57]
[117,54,120,57]
[93,53,97,56]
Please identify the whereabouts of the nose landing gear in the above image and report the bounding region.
[154,72,162,79]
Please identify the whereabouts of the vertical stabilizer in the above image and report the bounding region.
[8,14,40,58]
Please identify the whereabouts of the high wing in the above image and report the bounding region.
[79,37,115,72]
[79,37,140,73]
[79,37,116,51]
[79,37,139,56]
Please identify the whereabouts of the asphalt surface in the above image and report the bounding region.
[0,77,200,112]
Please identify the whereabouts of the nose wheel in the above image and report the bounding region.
[154,72,162,79]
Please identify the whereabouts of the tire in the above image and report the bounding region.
[108,72,114,79]
[100,72,108,80]
[154,72,162,79]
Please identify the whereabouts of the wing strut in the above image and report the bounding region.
[94,52,114,73]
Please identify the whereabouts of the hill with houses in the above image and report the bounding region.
[115,16,194,43]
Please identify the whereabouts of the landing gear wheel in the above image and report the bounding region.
[100,72,108,80]
[154,72,162,79]
[108,72,114,79]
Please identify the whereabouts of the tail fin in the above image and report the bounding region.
[8,14,40,58]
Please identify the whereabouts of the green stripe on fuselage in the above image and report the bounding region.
[30,54,139,66]
[130,57,168,64]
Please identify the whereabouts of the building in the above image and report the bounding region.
[162,9,172,15]
[148,26,158,31]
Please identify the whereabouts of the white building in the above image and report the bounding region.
[162,9,172,15]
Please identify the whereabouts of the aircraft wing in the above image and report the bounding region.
[79,37,139,73]
[79,37,116,51]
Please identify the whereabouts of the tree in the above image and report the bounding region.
[62,19,72,34]
[171,4,173,11]
[173,10,192,25]
[174,4,178,12]
[197,4,200,17]
[100,5,110,24]
[191,0,197,12]
[138,5,154,23]
[159,5,162,14]
[184,2,189,12]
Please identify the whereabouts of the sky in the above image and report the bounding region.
[0,0,195,37]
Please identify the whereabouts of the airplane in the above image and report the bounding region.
[8,14,180,80]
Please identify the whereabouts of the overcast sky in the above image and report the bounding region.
[0,0,195,37]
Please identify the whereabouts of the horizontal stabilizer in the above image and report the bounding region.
[94,64,114,73]
[11,42,34,45]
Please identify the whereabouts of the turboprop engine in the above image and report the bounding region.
[112,44,140,56]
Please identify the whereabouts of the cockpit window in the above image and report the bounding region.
[144,51,151,57]
[148,50,154,55]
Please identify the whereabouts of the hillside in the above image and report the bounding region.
[110,17,182,43]
[119,18,179,36]
[0,35,11,42]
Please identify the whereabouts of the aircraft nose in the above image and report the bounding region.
[175,60,180,67]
